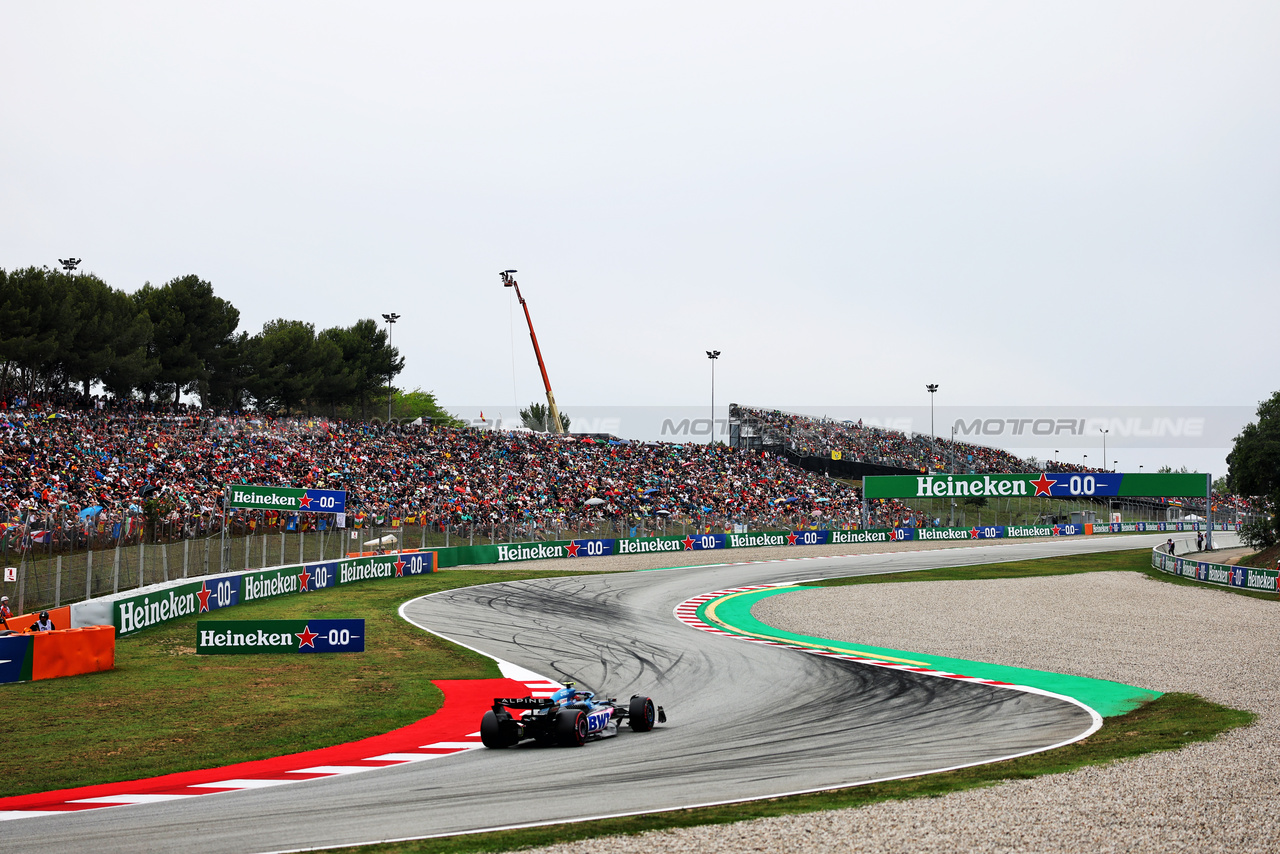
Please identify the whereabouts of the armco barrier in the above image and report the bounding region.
[71,551,440,636]
[65,522,1242,637]
[0,625,116,684]
[1151,547,1278,594]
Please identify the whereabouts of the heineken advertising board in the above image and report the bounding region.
[115,576,241,636]
[863,472,1209,500]
[1152,551,1279,594]
[224,484,347,513]
[197,619,365,654]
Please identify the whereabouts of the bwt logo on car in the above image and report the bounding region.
[586,710,613,732]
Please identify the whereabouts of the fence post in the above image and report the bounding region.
[86,549,94,600]
[162,543,170,582]
[203,538,210,575]
[183,539,190,578]
[299,531,305,564]
[138,541,145,588]
[17,559,25,615]
[55,555,62,607]
[245,534,251,570]
[113,545,121,594]
[262,534,267,568]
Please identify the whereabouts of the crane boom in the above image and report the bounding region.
[501,271,565,434]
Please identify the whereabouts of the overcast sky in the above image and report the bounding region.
[2,2,1276,466]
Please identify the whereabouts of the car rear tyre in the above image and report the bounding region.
[557,709,588,746]
[628,696,656,732]
[481,710,518,748]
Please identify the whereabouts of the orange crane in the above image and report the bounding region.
[501,270,565,434]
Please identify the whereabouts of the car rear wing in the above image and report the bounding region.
[494,697,555,710]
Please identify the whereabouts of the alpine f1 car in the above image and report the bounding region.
[480,683,666,748]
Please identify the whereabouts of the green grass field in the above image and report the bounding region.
[0,569,598,798]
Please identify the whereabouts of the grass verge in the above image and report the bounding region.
[323,692,1251,854]
[809,548,1279,600]
[0,569,600,798]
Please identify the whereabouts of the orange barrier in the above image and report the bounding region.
[344,549,423,558]
[3,605,71,634]
[30,625,115,680]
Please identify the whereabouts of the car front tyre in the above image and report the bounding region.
[628,696,656,732]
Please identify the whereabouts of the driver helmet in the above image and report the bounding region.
[39,611,49,620]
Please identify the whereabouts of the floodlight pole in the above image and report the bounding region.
[1099,428,1109,471]
[1205,472,1213,550]
[706,350,720,445]
[501,271,564,434]
[926,384,938,464]
[381,313,399,421]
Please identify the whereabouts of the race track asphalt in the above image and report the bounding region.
[7,533,1223,854]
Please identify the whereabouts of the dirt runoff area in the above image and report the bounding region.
[521,564,1278,854]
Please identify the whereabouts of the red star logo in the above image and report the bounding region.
[682,536,695,550]
[1052,525,1061,536]
[565,541,580,557]
[970,527,980,539]
[296,624,318,648]
[786,532,798,545]
[297,492,313,510]
[889,529,899,540]
[197,581,212,612]
[394,557,406,576]
[297,567,311,591]
[1030,473,1057,497]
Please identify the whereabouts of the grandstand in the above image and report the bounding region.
[0,402,917,563]
[730,405,1260,523]
[0,398,1254,584]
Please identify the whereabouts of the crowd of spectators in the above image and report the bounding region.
[733,406,1259,519]
[0,399,916,554]
[3,396,1247,557]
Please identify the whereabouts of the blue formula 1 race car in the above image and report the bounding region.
[480,683,666,748]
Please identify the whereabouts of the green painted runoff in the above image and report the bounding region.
[698,587,1158,717]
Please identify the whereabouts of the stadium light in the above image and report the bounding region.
[381,312,400,421]
[58,257,81,275]
[706,350,720,445]
[1099,428,1109,471]
[925,384,938,456]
